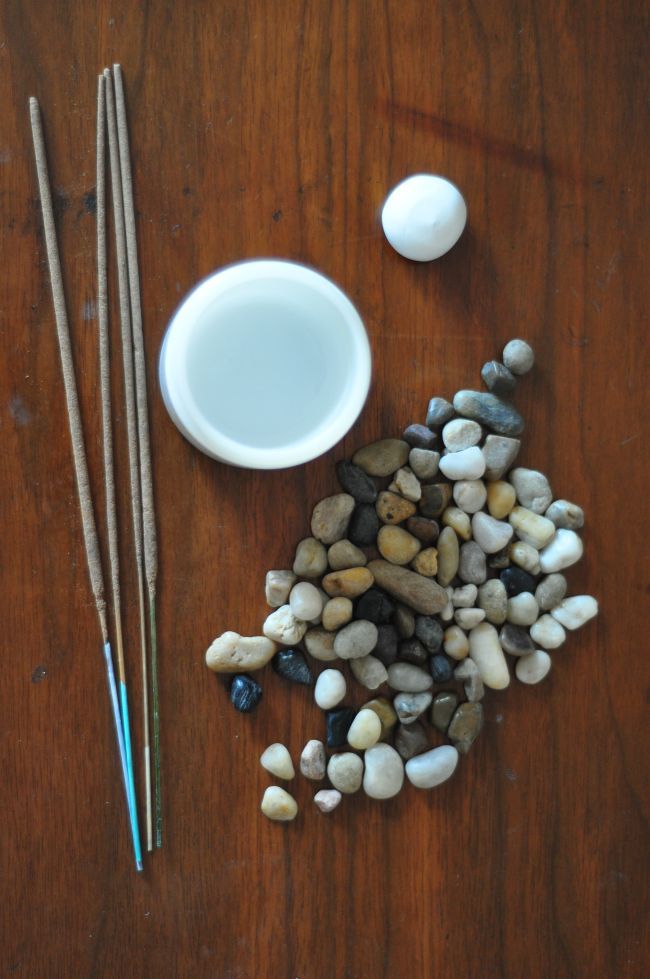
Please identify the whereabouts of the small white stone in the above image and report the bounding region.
[471,512,514,553]
[381,173,467,262]
[454,607,486,629]
[530,614,567,649]
[304,628,338,661]
[387,662,433,693]
[452,584,478,608]
[350,654,389,690]
[260,743,295,780]
[539,529,584,573]
[515,650,552,684]
[265,570,297,607]
[502,337,535,375]
[390,467,422,502]
[314,789,342,812]
[545,499,585,530]
[205,632,277,673]
[393,691,433,724]
[260,786,298,821]
[314,669,347,709]
[405,744,459,789]
[300,739,327,780]
[509,506,556,549]
[289,581,324,621]
[453,479,487,514]
[442,418,482,452]
[468,622,510,690]
[363,743,404,799]
[507,592,539,626]
[409,448,440,480]
[327,752,364,794]
[508,541,541,575]
[550,595,599,630]
[347,708,382,750]
[263,605,308,645]
[443,625,470,660]
[509,468,553,514]
[438,445,486,481]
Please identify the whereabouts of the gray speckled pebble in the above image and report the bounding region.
[509,468,553,514]
[503,338,535,375]
[458,541,487,584]
[544,499,585,530]
[482,434,521,481]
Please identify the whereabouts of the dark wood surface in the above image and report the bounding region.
[1,2,648,976]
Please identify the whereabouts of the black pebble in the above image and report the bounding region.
[336,460,378,503]
[402,423,437,450]
[414,615,444,653]
[273,648,314,685]
[429,654,454,684]
[348,503,379,546]
[481,360,517,397]
[355,587,395,624]
[499,623,536,656]
[500,566,537,596]
[399,637,428,666]
[374,624,400,665]
[326,707,357,748]
[230,674,263,713]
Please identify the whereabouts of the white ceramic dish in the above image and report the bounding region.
[159,259,372,469]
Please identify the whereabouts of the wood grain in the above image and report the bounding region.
[1,1,648,976]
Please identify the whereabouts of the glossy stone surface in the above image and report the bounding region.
[230,674,263,712]
[273,648,314,685]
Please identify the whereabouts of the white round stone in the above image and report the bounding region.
[314,668,347,709]
[260,785,298,821]
[507,592,539,626]
[289,581,324,621]
[550,595,598,630]
[327,752,364,794]
[452,584,478,607]
[438,445,486,481]
[453,479,487,514]
[471,511,514,553]
[539,528,584,573]
[454,607,486,630]
[515,649,551,684]
[381,173,467,261]
[405,744,459,789]
[442,418,482,452]
[530,614,567,649]
[333,619,379,659]
[263,605,308,644]
[304,628,338,661]
[387,662,433,693]
[260,743,295,780]
[508,541,541,574]
[509,467,553,514]
[350,654,389,690]
[347,708,382,750]
[363,743,405,799]
[314,789,342,813]
[468,621,510,690]
[502,338,535,375]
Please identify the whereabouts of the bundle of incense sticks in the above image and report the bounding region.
[29,65,161,869]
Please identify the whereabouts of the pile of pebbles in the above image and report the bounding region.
[205,339,598,820]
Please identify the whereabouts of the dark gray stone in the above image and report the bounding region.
[481,360,517,397]
[426,397,454,429]
[499,623,536,656]
[403,423,437,450]
[336,460,378,503]
[452,390,524,437]
[431,691,459,733]
[373,624,400,665]
[348,503,380,546]
[230,674,262,713]
[395,721,429,760]
[458,541,487,584]
[414,615,444,653]
[273,649,314,685]
[398,637,428,666]
[355,587,395,624]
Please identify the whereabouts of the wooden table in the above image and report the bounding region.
[1,2,647,976]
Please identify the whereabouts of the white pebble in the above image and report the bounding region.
[405,744,459,789]
[363,743,405,799]
[260,743,295,780]
[443,625,470,660]
[442,418,482,452]
[347,708,382,750]
[545,499,585,530]
[468,622,510,690]
[381,173,467,262]
[300,740,326,780]
[439,445,486,481]
[530,614,567,649]
[515,650,552,684]
[387,662,433,693]
[260,786,298,821]
[350,654,389,690]
[539,528,584,573]
[471,511,514,553]
[327,753,364,794]
[393,691,433,724]
[453,479,487,513]
[263,605,308,644]
[314,669,347,709]
[314,789,342,813]
[503,337,535,375]
[452,584,478,607]
[454,607,486,630]
[390,467,422,502]
[550,595,598,630]
[289,581,324,621]
[507,592,539,626]
[333,620,379,660]
[265,570,297,607]
[509,467,553,514]
[509,541,541,575]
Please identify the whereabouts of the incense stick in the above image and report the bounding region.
[104,68,153,853]
[96,74,142,866]
[29,96,142,872]
[113,64,162,849]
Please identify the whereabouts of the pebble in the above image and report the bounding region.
[443,625,470,660]
[488,548,510,570]
[453,479,488,513]
[535,573,568,610]
[293,537,328,578]
[500,566,537,597]
[509,468,553,515]
[431,691,459,733]
[230,674,263,712]
[333,619,378,659]
[508,540,541,575]
[486,480,517,519]
[436,526,460,586]
[260,786,298,821]
[499,623,536,656]
[391,467,422,502]
[265,569,297,607]
[452,583,478,607]
[438,445,486,481]
[348,503,380,545]
[550,595,599,630]
[509,506,556,549]
[506,592,539,626]
[326,707,357,747]
[471,511,514,553]
[539,528,584,573]
[367,559,449,614]
[378,525,422,565]
[403,423,437,450]
[399,637,428,666]
[322,566,374,599]
[347,708,382,750]
[448,702,484,754]
[355,588,395,624]
[310,493,355,545]
[515,650,552,684]
[273,648,314,685]
[441,508,470,542]
[439,591,454,623]
[322,596,354,631]
[454,658,485,701]
[442,418,482,452]
[350,654,389,690]
[304,628,338,661]
[426,397,454,428]
[418,483,452,518]
[314,789,342,813]
[545,499,585,531]
[454,607,486,630]
[289,581,324,621]
[205,632,277,673]
[362,697,398,738]
[482,434,521,481]
[458,541,487,584]
[300,740,327,780]
[530,614,567,649]
[406,515,440,544]
[414,615,444,652]
[260,743,295,780]
[393,691,433,724]
[373,624,400,664]
[376,490,417,525]
[327,539,368,571]
[409,448,440,480]
[336,460,378,503]
[477,579,508,625]
[263,605,308,645]
[469,622,510,689]
[411,547,439,577]
[387,662,433,693]
[503,337,535,375]
[429,654,454,683]
[394,721,429,760]
[453,389,524,437]
[327,752,364,793]
[314,669,347,708]
[406,744,459,789]
[394,605,415,640]
[352,438,410,477]
[363,744,405,799]
[481,360,516,397]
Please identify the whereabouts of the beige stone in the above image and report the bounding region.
[377,525,422,565]
[205,632,277,673]
[321,596,353,631]
[486,480,517,519]
[322,566,374,598]
[376,490,417,525]
[436,526,460,587]
[411,547,438,577]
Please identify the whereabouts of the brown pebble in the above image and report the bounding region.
[406,515,440,544]
[419,483,452,519]
[411,547,438,577]
[376,491,417,525]
[322,566,374,598]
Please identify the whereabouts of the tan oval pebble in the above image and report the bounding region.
[508,540,541,574]
[486,480,517,519]
[350,654,389,690]
[293,537,328,577]
[265,570,297,607]
[367,559,448,614]
[377,525,422,565]
[261,786,298,821]
[468,622,510,690]
[322,566,374,598]
[260,743,295,780]
[300,739,327,780]
[436,526,460,587]
[442,506,472,541]
[304,627,338,661]
[205,632,277,673]
[327,753,364,794]
[376,490,417,525]
[314,789,342,813]
[443,625,470,660]
[310,493,355,545]
[334,619,378,659]
[411,547,438,577]
[327,539,367,571]
[352,438,410,476]
[509,506,556,549]
[347,708,382,749]
[321,596,354,631]
[363,743,404,799]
